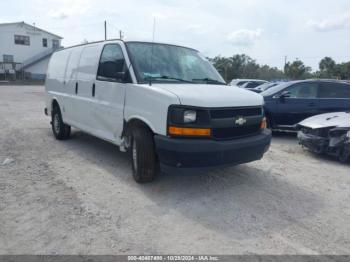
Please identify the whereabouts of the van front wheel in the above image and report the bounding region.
[51,106,71,140]
[130,125,158,183]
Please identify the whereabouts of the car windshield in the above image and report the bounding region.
[260,82,292,96]
[126,42,226,85]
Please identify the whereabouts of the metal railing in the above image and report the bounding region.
[21,47,57,69]
[0,46,62,81]
[0,62,23,81]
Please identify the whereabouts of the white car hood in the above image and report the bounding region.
[299,112,350,129]
[151,84,263,107]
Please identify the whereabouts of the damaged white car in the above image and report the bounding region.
[296,112,350,163]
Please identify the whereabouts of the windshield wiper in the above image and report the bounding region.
[146,75,193,83]
[192,78,227,85]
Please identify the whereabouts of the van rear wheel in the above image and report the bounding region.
[51,105,71,140]
[130,125,158,183]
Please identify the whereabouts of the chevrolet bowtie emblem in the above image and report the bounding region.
[235,116,247,125]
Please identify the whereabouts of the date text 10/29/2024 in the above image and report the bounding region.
[127,255,219,261]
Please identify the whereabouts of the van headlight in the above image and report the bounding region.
[169,106,203,125]
[184,110,196,123]
[168,106,211,137]
[347,131,350,138]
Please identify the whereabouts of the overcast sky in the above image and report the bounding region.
[1,0,350,71]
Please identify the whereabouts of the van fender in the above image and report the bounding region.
[49,96,69,123]
[124,115,156,134]
[119,116,157,152]
[49,96,61,114]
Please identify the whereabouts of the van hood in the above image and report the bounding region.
[149,84,264,107]
[298,112,350,129]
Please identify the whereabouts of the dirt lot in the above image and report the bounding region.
[0,85,350,255]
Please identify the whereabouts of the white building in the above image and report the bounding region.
[0,21,63,80]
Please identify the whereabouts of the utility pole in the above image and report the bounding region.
[119,30,123,40]
[216,60,231,83]
[104,21,107,40]
[284,55,287,73]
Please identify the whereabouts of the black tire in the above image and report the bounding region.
[338,148,349,163]
[51,105,71,140]
[313,146,324,155]
[130,125,158,183]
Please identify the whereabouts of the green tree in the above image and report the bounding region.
[211,55,350,81]
[284,60,312,80]
[334,62,350,80]
[257,65,285,80]
[209,56,233,82]
[210,54,284,82]
[319,57,336,78]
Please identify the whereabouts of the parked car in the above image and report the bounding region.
[248,82,279,93]
[296,112,350,163]
[45,40,272,183]
[261,80,350,131]
[230,79,268,87]
[240,81,269,89]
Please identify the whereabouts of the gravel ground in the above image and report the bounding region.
[0,85,350,255]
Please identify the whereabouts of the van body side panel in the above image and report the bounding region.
[62,46,83,125]
[124,84,180,136]
[70,44,104,137]
[45,49,71,115]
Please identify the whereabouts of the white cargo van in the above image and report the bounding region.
[45,40,271,183]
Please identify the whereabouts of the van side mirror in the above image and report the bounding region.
[114,72,126,82]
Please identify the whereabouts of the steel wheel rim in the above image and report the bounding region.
[132,140,137,171]
[53,114,60,134]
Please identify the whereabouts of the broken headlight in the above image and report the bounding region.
[329,128,350,138]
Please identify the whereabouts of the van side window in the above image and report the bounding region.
[97,44,130,82]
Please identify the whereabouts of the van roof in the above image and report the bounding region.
[55,39,198,53]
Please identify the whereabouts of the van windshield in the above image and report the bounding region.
[126,42,226,85]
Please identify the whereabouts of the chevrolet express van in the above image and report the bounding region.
[45,40,271,183]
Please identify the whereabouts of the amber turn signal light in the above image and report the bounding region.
[168,126,211,137]
[260,117,267,129]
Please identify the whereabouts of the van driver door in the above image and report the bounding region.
[92,43,131,144]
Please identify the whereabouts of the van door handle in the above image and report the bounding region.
[75,82,78,94]
[308,102,316,107]
[92,83,95,97]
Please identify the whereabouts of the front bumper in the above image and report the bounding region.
[154,129,271,168]
[297,131,328,154]
[298,130,350,157]
[344,141,350,158]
